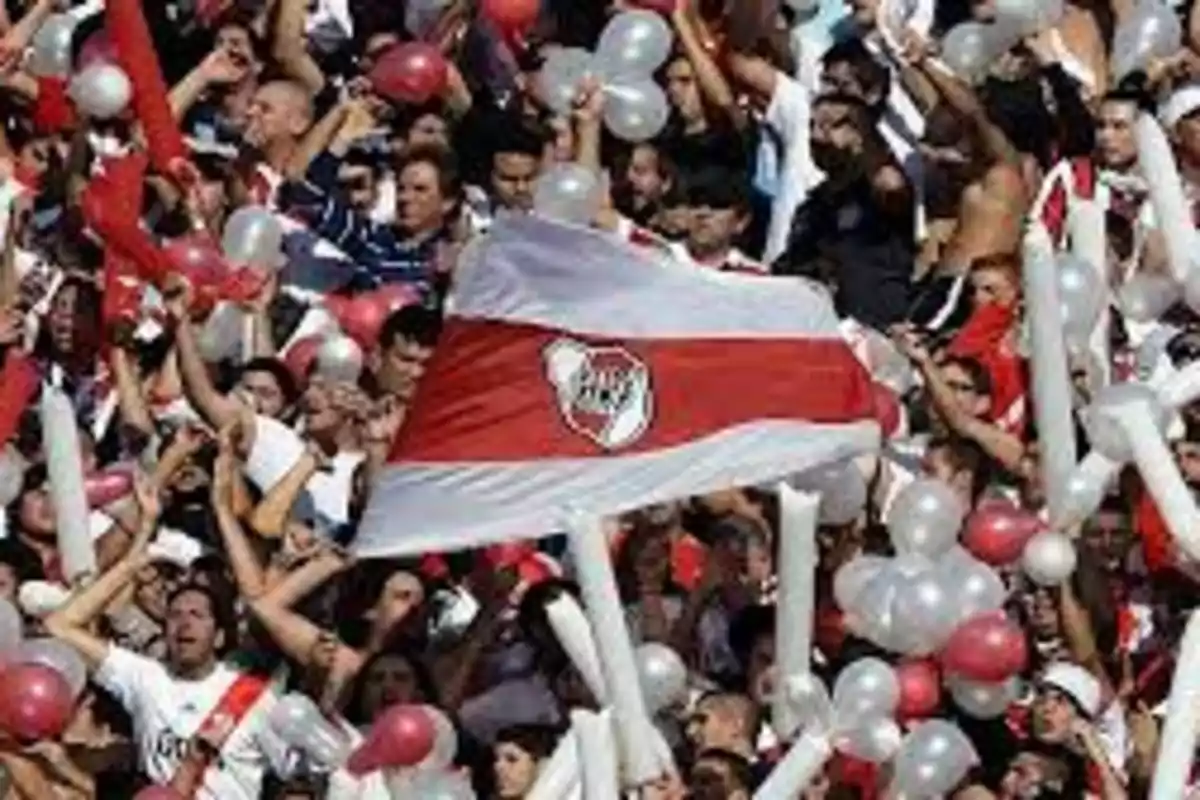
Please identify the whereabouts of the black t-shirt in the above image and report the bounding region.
[774,172,915,331]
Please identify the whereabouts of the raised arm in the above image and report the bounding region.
[915,53,1020,166]
[109,346,155,442]
[164,283,251,434]
[272,0,326,95]
[671,1,743,128]
[169,48,248,120]
[248,447,320,540]
[212,425,269,599]
[44,478,161,669]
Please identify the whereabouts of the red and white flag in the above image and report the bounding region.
[355,216,881,557]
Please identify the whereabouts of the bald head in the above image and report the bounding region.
[244,80,313,152]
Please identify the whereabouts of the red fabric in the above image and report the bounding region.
[945,302,1028,433]
[95,155,150,339]
[1133,481,1175,573]
[1040,158,1095,246]
[175,670,271,782]
[0,352,38,449]
[105,0,186,175]
[611,529,708,592]
[390,318,875,463]
[32,77,76,134]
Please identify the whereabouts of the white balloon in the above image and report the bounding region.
[1022,531,1077,586]
[836,717,903,764]
[887,478,967,559]
[995,0,1063,33]
[315,334,364,383]
[1183,263,1200,315]
[635,642,688,714]
[1056,253,1107,345]
[889,720,979,799]
[846,566,904,650]
[833,555,889,613]
[1112,0,1183,81]
[222,206,284,269]
[889,566,960,656]
[832,657,900,725]
[1082,382,1167,462]
[937,547,1007,622]
[947,675,1020,719]
[390,768,475,799]
[416,705,459,772]
[1118,273,1180,322]
[69,63,133,120]
[537,47,596,115]
[791,460,867,526]
[940,22,1013,83]
[28,14,76,78]
[267,693,351,768]
[533,163,603,225]
[603,78,670,142]
[14,638,88,700]
[595,10,673,80]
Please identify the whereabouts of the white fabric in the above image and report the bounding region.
[1160,83,1200,129]
[763,73,824,262]
[94,648,280,800]
[450,217,844,340]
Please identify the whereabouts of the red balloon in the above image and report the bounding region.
[962,500,1043,566]
[163,233,229,314]
[940,612,1028,683]
[895,659,942,720]
[369,43,449,105]
[346,704,436,775]
[134,787,184,800]
[481,0,540,32]
[325,291,396,349]
[283,335,323,385]
[630,0,675,11]
[374,283,420,314]
[0,663,74,741]
[872,383,902,438]
[84,466,134,508]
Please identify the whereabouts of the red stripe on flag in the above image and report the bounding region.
[391,318,875,463]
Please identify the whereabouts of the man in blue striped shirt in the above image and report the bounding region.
[279,144,462,296]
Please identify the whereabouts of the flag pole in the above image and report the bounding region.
[563,510,663,786]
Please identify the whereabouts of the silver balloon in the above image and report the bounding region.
[1111,0,1182,81]
[937,547,1007,622]
[1183,261,1200,314]
[267,693,351,768]
[889,566,960,656]
[537,47,596,115]
[833,555,889,613]
[635,642,688,714]
[1056,253,1106,346]
[995,0,1063,34]
[390,769,476,799]
[1118,273,1180,322]
[416,704,459,771]
[836,717,903,764]
[315,334,364,383]
[603,79,669,143]
[940,22,1009,84]
[1082,382,1167,462]
[845,565,903,650]
[947,675,1020,719]
[887,478,967,559]
[0,597,23,652]
[28,14,76,78]
[889,720,979,798]
[1022,531,1078,586]
[69,63,133,120]
[14,638,88,700]
[832,657,900,726]
[533,163,603,225]
[791,460,867,526]
[222,206,285,269]
[595,10,673,81]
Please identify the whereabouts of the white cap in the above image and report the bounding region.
[1040,662,1102,718]
[1159,84,1200,129]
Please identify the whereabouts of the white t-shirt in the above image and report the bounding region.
[243,414,365,532]
[94,647,279,800]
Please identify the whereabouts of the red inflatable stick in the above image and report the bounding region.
[105,0,186,176]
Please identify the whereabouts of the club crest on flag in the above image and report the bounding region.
[543,337,653,451]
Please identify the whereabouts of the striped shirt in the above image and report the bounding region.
[279,151,436,294]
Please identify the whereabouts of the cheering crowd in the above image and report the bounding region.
[0,0,1199,797]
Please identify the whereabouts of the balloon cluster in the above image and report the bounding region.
[29,14,134,119]
[0,603,87,741]
[939,0,1064,83]
[267,697,465,792]
[1111,0,1182,82]
[834,480,1030,719]
[537,10,672,143]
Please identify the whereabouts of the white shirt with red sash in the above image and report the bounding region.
[94,647,280,799]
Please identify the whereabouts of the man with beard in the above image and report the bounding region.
[773,92,914,330]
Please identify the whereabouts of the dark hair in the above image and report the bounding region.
[927,435,991,502]
[34,277,103,371]
[0,537,45,583]
[240,357,301,407]
[342,644,439,725]
[396,144,464,203]
[822,38,891,109]
[694,748,755,792]
[812,91,877,133]
[379,305,443,350]
[494,723,561,761]
[941,355,993,398]
[490,123,548,162]
[166,582,238,657]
